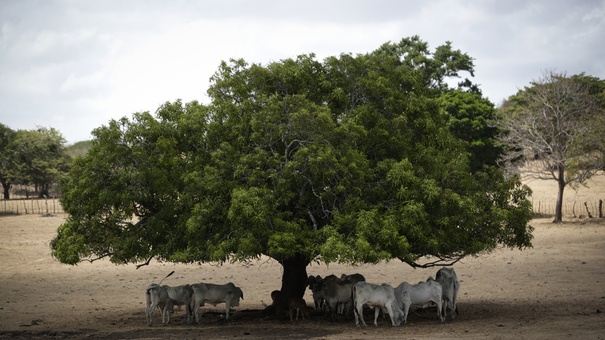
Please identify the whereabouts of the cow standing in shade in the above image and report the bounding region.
[352,281,404,327]
[191,282,244,323]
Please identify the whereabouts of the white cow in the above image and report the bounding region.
[352,282,404,327]
[191,282,244,323]
[307,274,338,311]
[340,273,366,285]
[435,267,460,319]
[165,284,194,323]
[145,284,182,325]
[394,280,444,323]
[322,279,353,320]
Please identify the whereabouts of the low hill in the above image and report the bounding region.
[64,140,92,158]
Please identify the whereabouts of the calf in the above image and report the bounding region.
[394,280,444,323]
[353,282,404,327]
[288,297,311,321]
[270,290,281,306]
[191,282,244,323]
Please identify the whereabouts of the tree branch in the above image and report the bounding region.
[400,255,464,269]
[307,209,318,231]
[135,256,154,269]
[79,253,111,264]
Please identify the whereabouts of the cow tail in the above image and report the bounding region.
[145,286,152,313]
[158,271,175,285]
[352,283,358,318]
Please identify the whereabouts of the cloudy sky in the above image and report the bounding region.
[1,0,604,144]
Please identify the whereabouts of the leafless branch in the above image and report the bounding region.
[79,253,111,264]
[135,256,154,269]
[400,255,464,269]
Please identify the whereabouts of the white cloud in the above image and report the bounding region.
[0,0,603,144]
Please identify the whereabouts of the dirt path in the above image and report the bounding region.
[1,214,604,339]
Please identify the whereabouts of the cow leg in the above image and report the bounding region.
[184,301,192,324]
[193,300,202,323]
[146,291,158,326]
[149,300,161,326]
[373,307,380,326]
[145,292,152,326]
[328,302,337,322]
[225,302,231,320]
[436,299,444,323]
[146,303,152,326]
[146,303,154,326]
[312,295,321,310]
[354,302,367,327]
[164,308,171,325]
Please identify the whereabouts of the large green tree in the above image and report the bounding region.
[0,125,70,199]
[13,127,71,198]
[498,70,605,223]
[0,123,17,199]
[51,37,533,309]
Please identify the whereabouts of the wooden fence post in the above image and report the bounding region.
[584,202,593,218]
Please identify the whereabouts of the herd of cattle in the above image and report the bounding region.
[145,267,460,327]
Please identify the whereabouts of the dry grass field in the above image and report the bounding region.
[0,176,604,339]
[523,172,605,218]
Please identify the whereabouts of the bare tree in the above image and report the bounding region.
[497,70,603,223]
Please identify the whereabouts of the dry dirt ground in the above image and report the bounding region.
[1,215,604,340]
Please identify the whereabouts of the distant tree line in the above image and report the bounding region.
[0,124,78,199]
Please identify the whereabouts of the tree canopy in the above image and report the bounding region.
[0,125,70,199]
[0,123,17,199]
[438,89,502,172]
[51,37,533,304]
[497,70,605,223]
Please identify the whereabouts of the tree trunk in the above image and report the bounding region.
[272,254,310,314]
[2,183,9,200]
[38,184,49,198]
[553,165,565,223]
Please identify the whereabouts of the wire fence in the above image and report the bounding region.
[0,197,65,215]
[533,199,604,218]
[0,197,602,220]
